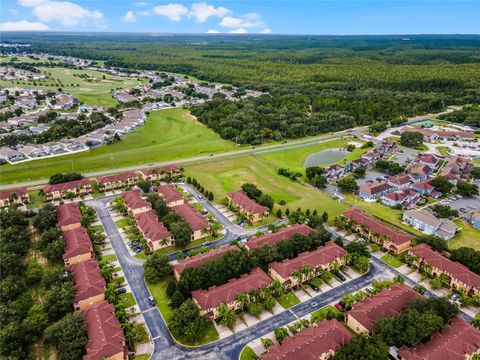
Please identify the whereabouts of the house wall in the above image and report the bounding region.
[0,195,29,207]
[192,228,208,241]
[75,293,105,311]
[64,252,92,266]
[346,314,370,334]
[148,237,173,251]
[105,351,125,360]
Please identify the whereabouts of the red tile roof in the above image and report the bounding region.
[359,182,392,196]
[0,187,28,200]
[269,242,346,279]
[446,156,471,169]
[82,301,126,360]
[134,210,172,242]
[56,203,82,228]
[68,259,106,303]
[140,164,180,176]
[96,171,137,185]
[62,227,92,260]
[157,184,183,204]
[246,224,313,250]
[192,268,272,310]
[403,126,475,140]
[171,203,209,232]
[398,317,480,360]
[174,245,240,276]
[227,190,269,214]
[261,319,352,360]
[418,153,440,165]
[409,163,433,176]
[347,284,419,332]
[44,178,91,194]
[388,174,414,186]
[121,190,150,211]
[342,208,412,245]
[412,179,435,191]
[408,244,480,290]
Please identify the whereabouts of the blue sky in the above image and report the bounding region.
[1,1,479,34]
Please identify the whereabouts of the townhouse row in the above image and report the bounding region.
[56,202,127,360]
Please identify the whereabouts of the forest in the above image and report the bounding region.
[2,33,480,143]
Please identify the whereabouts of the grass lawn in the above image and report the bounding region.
[276,291,301,309]
[0,108,237,184]
[146,279,219,346]
[119,292,137,308]
[102,254,118,263]
[256,137,358,173]
[240,346,258,360]
[473,158,480,164]
[381,254,404,268]
[91,225,104,233]
[133,355,151,360]
[310,305,341,322]
[27,190,45,209]
[0,66,140,108]
[184,156,349,223]
[436,146,450,155]
[115,218,129,229]
[475,313,480,320]
[449,220,480,251]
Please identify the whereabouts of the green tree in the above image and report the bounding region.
[43,313,87,360]
[144,253,172,283]
[333,334,388,360]
[218,303,237,329]
[400,131,424,148]
[170,222,193,248]
[337,176,358,193]
[169,300,208,343]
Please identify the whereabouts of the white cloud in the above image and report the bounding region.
[244,13,260,20]
[138,10,150,16]
[260,28,272,34]
[206,29,219,33]
[0,19,49,30]
[123,11,136,22]
[189,2,230,22]
[134,2,148,6]
[229,28,247,34]
[153,3,188,21]
[18,0,103,26]
[219,16,261,28]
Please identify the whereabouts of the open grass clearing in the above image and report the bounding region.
[240,346,258,360]
[146,278,219,346]
[119,292,137,308]
[381,254,404,268]
[276,291,300,309]
[133,355,151,360]
[0,108,237,184]
[27,190,45,209]
[184,156,349,223]
[115,218,129,229]
[310,305,341,322]
[102,254,118,263]
[449,220,480,251]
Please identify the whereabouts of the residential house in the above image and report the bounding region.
[172,203,210,240]
[464,210,480,230]
[376,140,398,157]
[62,227,93,266]
[346,158,371,172]
[121,190,151,215]
[56,203,82,231]
[54,93,78,110]
[417,153,441,168]
[96,171,138,191]
[341,208,412,254]
[261,319,352,360]
[157,184,184,207]
[0,187,29,207]
[446,156,473,173]
[398,317,480,360]
[359,182,393,201]
[410,179,441,198]
[44,178,92,201]
[17,145,48,158]
[268,242,347,289]
[439,167,463,185]
[403,210,457,240]
[226,190,270,223]
[408,163,433,181]
[139,164,181,181]
[82,301,127,360]
[245,224,313,251]
[0,147,25,162]
[381,188,420,208]
[407,244,480,296]
[387,174,415,189]
[15,95,36,109]
[323,164,345,180]
[173,245,240,280]
[346,284,419,334]
[68,259,106,311]
[134,210,173,250]
[192,268,273,319]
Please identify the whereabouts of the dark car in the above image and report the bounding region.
[310,283,320,292]
[116,288,127,294]
[334,271,346,282]
[235,236,242,241]
[148,296,156,306]
[375,177,384,182]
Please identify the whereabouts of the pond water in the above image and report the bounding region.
[304,148,348,167]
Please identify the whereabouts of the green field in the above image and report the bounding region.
[449,220,480,251]
[381,254,404,268]
[0,108,237,184]
[184,156,349,221]
[256,138,368,174]
[0,65,140,108]
[119,292,137,308]
[276,291,301,309]
[240,346,258,360]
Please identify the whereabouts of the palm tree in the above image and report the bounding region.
[248,289,260,303]
[379,234,389,246]
[330,261,340,272]
[209,221,221,238]
[260,286,271,300]
[269,280,283,297]
[343,253,354,266]
[292,270,304,287]
[302,265,313,281]
[235,293,248,311]
[159,237,170,248]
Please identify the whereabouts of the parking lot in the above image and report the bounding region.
[431,193,479,214]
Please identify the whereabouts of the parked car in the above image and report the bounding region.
[451,294,460,301]
[133,247,142,254]
[235,236,242,241]
[198,195,203,199]
[202,241,210,246]
[201,210,208,215]
[334,271,346,282]
[148,296,156,306]
[459,208,467,213]
[108,262,116,268]
[310,283,320,292]
[334,303,345,312]
[237,220,244,225]
[116,288,127,294]
[376,177,383,182]
[208,154,214,157]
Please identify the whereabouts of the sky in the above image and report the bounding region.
[0,1,479,34]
